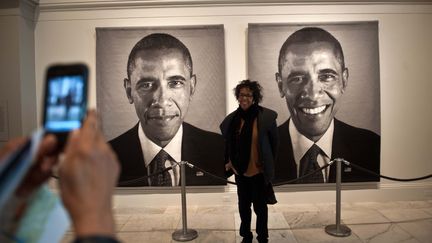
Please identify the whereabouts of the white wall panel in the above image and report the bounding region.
[35,1,432,203]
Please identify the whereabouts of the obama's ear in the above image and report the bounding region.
[341,68,349,93]
[124,78,133,104]
[275,72,285,98]
[190,74,197,97]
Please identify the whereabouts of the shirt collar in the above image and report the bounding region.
[289,119,334,163]
[138,122,183,167]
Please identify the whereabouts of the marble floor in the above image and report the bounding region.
[62,200,432,243]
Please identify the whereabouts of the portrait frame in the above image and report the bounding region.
[248,21,380,135]
[96,25,226,140]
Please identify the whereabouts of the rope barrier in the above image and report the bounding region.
[187,161,333,186]
[117,164,177,186]
[186,158,432,186]
[53,166,178,186]
[272,162,333,186]
[187,162,237,185]
[51,158,431,186]
[341,159,432,182]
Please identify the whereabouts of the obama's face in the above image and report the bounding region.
[124,49,196,147]
[276,41,348,142]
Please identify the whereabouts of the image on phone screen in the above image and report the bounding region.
[44,75,86,133]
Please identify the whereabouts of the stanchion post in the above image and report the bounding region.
[325,158,351,237]
[172,161,198,242]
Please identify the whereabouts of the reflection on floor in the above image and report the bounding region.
[62,200,432,242]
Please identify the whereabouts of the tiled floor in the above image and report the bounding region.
[62,200,432,242]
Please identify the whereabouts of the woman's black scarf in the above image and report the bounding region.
[229,104,259,175]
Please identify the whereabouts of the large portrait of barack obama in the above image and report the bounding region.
[96,26,226,187]
[248,22,381,185]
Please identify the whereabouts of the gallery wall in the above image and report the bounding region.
[22,0,432,203]
[0,0,37,148]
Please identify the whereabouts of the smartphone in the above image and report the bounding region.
[42,64,88,149]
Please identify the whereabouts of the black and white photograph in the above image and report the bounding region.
[248,22,381,184]
[96,26,226,187]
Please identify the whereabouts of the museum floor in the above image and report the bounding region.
[61,199,432,243]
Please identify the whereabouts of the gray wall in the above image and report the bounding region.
[0,0,37,147]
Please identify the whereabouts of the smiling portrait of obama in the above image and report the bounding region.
[97,28,226,187]
[248,23,380,184]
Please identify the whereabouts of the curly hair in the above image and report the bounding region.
[234,79,263,104]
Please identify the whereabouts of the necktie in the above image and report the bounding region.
[149,149,172,186]
[298,144,324,183]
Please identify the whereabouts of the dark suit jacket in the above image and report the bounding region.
[220,106,279,183]
[109,122,225,186]
[274,118,380,184]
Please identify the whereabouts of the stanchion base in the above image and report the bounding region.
[172,229,198,242]
[325,224,351,237]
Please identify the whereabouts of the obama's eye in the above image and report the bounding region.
[318,69,338,83]
[287,75,305,84]
[167,75,187,89]
[319,74,337,83]
[136,81,154,91]
[168,80,185,89]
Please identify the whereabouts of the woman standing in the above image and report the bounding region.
[220,80,279,243]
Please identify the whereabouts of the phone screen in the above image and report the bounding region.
[44,67,87,133]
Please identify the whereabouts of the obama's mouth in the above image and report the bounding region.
[146,110,180,123]
[299,105,328,115]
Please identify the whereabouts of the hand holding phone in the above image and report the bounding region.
[42,64,89,150]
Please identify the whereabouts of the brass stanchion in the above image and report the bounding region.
[172,161,198,242]
[325,158,351,237]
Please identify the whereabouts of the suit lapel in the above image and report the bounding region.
[329,119,353,182]
[275,120,297,182]
[180,123,200,185]
[132,124,150,186]
[117,123,149,186]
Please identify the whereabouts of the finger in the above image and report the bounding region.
[36,134,58,160]
[93,112,106,143]
[82,112,97,132]
[40,155,58,173]
[33,135,59,181]
[64,129,80,155]
[85,111,107,146]
[81,110,98,141]
[16,155,58,197]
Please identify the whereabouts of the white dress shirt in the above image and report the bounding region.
[288,119,334,182]
[138,122,182,186]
